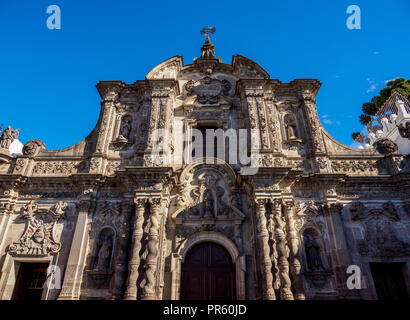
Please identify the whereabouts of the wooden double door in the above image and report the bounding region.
[181,242,235,300]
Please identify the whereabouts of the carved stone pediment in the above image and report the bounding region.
[92,201,123,233]
[295,201,325,233]
[8,201,67,256]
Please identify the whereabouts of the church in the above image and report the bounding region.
[0,35,409,300]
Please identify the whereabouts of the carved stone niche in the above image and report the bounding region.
[8,201,67,256]
[86,227,115,288]
[282,113,302,150]
[302,228,333,289]
[111,115,133,151]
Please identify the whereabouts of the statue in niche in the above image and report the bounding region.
[0,126,19,149]
[284,116,297,140]
[304,233,324,271]
[119,117,132,141]
[94,229,114,270]
[202,190,215,218]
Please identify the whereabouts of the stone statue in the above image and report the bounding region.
[285,118,297,140]
[202,190,214,218]
[96,238,112,270]
[119,118,132,141]
[304,234,324,271]
[0,126,19,149]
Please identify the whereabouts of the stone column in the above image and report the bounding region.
[141,198,162,300]
[271,199,293,300]
[255,199,276,300]
[58,200,91,300]
[123,198,146,300]
[111,198,133,300]
[283,200,305,300]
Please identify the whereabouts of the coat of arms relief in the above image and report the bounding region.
[8,201,68,256]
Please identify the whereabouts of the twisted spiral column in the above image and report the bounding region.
[271,199,294,300]
[255,198,276,300]
[283,200,305,300]
[123,198,146,300]
[141,198,162,300]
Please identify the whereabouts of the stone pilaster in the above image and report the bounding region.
[255,198,276,300]
[283,200,305,300]
[300,88,325,155]
[325,202,358,298]
[58,199,92,300]
[271,199,293,300]
[123,198,146,300]
[141,198,162,300]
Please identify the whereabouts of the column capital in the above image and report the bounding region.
[254,198,268,211]
[149,198,163,210]
[283,199,295,210]
[134,197,146,209]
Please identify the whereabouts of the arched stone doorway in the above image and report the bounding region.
[180,242,235,300]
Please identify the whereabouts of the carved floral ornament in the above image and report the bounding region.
[22,139,46,157]
[8,201,68,256]
[331,159,378,174]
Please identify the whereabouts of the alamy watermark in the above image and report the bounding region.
[44,264,61,290]
[149,127,260,175]
[46,5,61,30]
[346,5,361,30]
[346,264,362,289]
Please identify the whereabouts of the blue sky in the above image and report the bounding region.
[0,0,409,150]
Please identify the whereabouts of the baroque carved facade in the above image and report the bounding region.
[0,38,409,300]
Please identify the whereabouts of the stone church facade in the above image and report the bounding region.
[0,37,409,300]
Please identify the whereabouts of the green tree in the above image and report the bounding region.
[352,78,410,141]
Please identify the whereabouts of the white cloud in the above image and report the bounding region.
[323,119,333,125]
[366,77,377,93]
[384,77,399,85]
[366,84,377,93]
[322,114,329,118]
